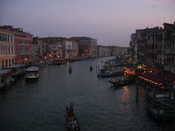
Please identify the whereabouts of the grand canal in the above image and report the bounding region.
[0,58,174,131]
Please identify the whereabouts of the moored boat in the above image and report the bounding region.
[65,104,80,131]
[97,69,122,78]
[109,77,129,88]
[25,66,40,81]
[145,85,175,121]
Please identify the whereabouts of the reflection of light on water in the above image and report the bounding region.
[121,86,130,102]
[123,86,129,92]
[120,85,131,112]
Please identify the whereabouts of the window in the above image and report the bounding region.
[0,33,8,42]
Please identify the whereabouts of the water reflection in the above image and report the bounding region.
[0,59,174,131]
[121,86,130,103]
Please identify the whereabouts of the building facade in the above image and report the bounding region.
[37,37,64,60]
[129,33,138,64]
[130,22,175,72]
[0,29,15,68]
[63,40,79,59]
[111,46,128,57]
[97,45,128,57]
[15,30,33,64]
[70,37,97,57]
[97,45,112,57]
[0,26,33,65]
[35,37,79,60]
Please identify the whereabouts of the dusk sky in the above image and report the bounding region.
[0,0,175,46]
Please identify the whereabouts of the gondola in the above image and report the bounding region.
[68,66,72,74]
[89,65,93,72]
[65,104,80,131]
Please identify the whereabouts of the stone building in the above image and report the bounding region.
[130,22,175,72]
[34,37,79,60]
[97,45,128,58]
[129,33,137,64]
[63,40,79,59]
[32,37,48,63]
[111,46,128,57]
[0,26,33,65]
[97,45,112,57]
[70,37,97,57]
[36,37,64,60]
[0,29,15,68]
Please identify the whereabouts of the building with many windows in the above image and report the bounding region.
[70,37,97,57]
[63,40,79,59]
[34,37,79,60]
[130,22,175,72]
[0,26,33,65]
[97,45,112,57]
[97,45,128,57]
[0,29,15,68]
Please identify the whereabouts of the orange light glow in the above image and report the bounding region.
[123,68,135,76]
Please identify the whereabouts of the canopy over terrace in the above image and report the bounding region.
[136,66,175,88]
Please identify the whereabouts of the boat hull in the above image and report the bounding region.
[65,105,80,131]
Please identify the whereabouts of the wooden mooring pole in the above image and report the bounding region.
[136,78,139,103]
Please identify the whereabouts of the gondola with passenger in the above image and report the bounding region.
[65,104,80,131]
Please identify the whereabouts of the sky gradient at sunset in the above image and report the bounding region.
[0,0,175,46]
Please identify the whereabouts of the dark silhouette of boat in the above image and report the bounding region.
[89,65,93,72]
[109,77,129,88]
[65,104,80,131]
[145,86,175,121]
[68,66,72,74]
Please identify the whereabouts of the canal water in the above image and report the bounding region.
[0,58,174,131]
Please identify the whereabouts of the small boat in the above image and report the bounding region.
[109,77,129,88]
[97,69,122,78]
[49,60,64,66]
[89,66,93,72]
[145,86,175,121]
[65,104,80,131]
[25,66,40,81]
[68,66,72,74]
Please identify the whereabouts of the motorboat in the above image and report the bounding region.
[109,77,130,88]
[25,66,40,81]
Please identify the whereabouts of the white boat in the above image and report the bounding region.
[25,66,40,80]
